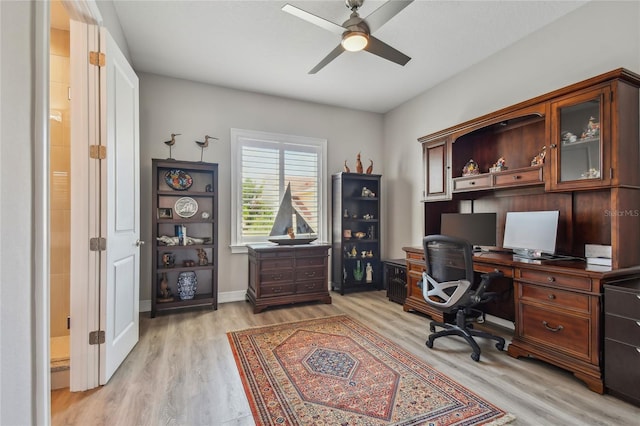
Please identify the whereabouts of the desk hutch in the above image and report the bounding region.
[405,69,640,396]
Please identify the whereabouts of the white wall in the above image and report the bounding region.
[383,0,640,258]
[0,1,36,424]
[138,73,384,301]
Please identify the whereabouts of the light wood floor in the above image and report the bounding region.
[51,291,640,425]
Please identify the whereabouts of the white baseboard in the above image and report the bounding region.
[140,290,247,313]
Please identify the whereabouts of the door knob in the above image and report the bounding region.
[135,239,145,247]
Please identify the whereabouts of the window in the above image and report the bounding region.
[231,129,327,252]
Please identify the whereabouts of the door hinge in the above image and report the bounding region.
[89,145,107,159]
[67,316,70,330]
[89,51,105,67]
[89,237,107,251]
[89,330,105,345]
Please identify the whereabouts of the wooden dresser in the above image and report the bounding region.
[247,243,331,313]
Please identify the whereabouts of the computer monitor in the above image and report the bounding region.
[440,212,497,251]
[503,210,559,259]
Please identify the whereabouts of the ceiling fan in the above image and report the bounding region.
[282,0,413,74]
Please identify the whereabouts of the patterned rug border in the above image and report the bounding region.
[227,314,516,426]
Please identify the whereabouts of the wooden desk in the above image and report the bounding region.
[402,246,640,394]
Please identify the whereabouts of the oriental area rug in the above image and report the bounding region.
[227,315,515,426]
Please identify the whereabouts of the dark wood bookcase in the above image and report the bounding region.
[331,172,382,294]
[151,159,218,317]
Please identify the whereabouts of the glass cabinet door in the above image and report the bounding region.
[552,87,610,188]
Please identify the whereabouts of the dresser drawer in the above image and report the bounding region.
[261,258,294,270]
[295,267,326,281]
[260,270,294,284]
[605,287,640,319]
[259,283,295,297]
[519,269,591,291]
[492,167,543,187]
[453,174,492,191]
[296,280,327,294]
[605,314,640,346]
[296,256,326,267]
[474,263,513,278]
[604,338,640,402]
[520,304,590,359]
[521,283,590,312]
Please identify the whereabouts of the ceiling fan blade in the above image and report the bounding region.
[364,36,411,66]
[282,4,345,35]
[309,44,345,74]
[364,0,414,33]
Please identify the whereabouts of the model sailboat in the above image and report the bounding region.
[268,183,317,245]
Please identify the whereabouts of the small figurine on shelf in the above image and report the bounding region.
[157,272,174,302]
[196,248,208,266]
[531,146,547,166]
[344,160,350,173]
[350,246,358,258]
[581,116,600,139]
[365,263,373,283]
[366,159,373,174]
[462,159,480,176]
[489,157,507,173]
[355,152,363,174]
[163,133,180,160]
[353,260,364,281]
[562,131,578,144]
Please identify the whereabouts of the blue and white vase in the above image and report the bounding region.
[177,271,197,300]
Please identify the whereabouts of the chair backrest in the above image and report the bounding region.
[421,235,476,310]
[423,235,474,284]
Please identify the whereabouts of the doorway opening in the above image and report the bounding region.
[49,0,71,391]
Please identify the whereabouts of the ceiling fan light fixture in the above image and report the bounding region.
[341,31,368,52]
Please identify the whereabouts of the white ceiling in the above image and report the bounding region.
[110,0,588,113]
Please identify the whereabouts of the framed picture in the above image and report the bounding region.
[157,207,173,219]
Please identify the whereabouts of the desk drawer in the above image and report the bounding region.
[493,167,542,187]
[520,304,590,359]
[520,269,591,291]
[295,267,326,281]
[259,283,295,297]
[605,287,640,320]
[521,284,590,313]
[475,263,513,278]
[453,174,492,191]
[604,338,640,402]
[260,270,294,284]
[605,314,640,346]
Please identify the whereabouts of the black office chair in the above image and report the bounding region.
[420,235,505,361]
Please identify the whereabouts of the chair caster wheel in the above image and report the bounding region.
[496,342,505,351]
[471,352,480,362]
[426,340,434,348]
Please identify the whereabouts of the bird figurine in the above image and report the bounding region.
[195,134,218,162]
[344,160,350,173]
[164,133,180,160]
[366,159,373,174]
[355,152,363,174]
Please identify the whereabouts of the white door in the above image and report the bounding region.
[99,28,141,384]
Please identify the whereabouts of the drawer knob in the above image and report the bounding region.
[305,271,316,278]
[542,321,564,332]
[513,175,521,180]
[470,181,476,185]
[548,294,556,300]
[547,276,555,282]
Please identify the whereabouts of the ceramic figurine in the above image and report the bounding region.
[366,159,373,174]
[462,159,479,176]
[356,152,363,174]
[353,260,364,281]
[365,263,373,283]
[195,135,218,162]
[344,160,350,173]
[531,146,546,166]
